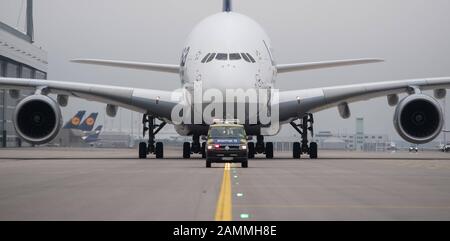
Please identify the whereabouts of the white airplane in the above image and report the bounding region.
[1,0,450,164]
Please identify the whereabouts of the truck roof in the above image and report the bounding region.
[210,123,244,128]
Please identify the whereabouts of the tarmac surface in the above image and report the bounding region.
[0,148,450,220]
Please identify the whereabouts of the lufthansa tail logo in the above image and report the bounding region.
[71,117,81,126]
[85,117,95,126]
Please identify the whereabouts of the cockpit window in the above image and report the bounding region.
[206,53,216,63]
[201,53,211,63]
[229,53,241,60]
[200,52,255,63]
[246,53,256,63]
[241,53,251,62]
[216,53,228,60]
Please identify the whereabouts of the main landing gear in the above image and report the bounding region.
[247,135,274,159]
[290,113,318,159]
[139,114,166,159]
[183,134,206,159]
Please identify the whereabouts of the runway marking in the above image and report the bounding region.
[215,163,232,221]
[234,204,450,209]
[366,159,450,170]
[240,213,250,219]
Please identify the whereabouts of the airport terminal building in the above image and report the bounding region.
[0,1,48,147]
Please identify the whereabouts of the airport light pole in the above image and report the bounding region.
[443,97,448,145]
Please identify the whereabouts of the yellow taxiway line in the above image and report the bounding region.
[214,163,232,221]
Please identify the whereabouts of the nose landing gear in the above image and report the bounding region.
[247,135,274,159]
[290,113,318,159]
[183,134,206,159]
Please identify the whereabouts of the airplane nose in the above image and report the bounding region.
[202,67,255,91]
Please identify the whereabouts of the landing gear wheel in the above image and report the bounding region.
[183,142,191,159]
[141,115,166,158]
[139,142,147,159]
[206,160,211,168]
[248,142,255,159]
[291,113,316,160]
[201,142,206,158]
[155,142,164,159]
[309,142,318,159]
[241,160,248,168]
[293,142,301,159]
[265,142,274,159]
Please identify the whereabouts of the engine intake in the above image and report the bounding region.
[393,94,443,144]
[13,95,62,145]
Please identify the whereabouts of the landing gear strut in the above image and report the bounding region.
[139,114,166,159]
[248,135,273,159]
[290,113,318,159]
[183,134,206,159]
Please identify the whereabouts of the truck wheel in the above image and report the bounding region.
[241,160,248,168]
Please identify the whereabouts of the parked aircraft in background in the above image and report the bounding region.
[81,125,103,143]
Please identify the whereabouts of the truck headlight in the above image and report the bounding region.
[240,145,247,150]
[207,145,213,150]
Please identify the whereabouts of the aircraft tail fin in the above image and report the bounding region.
[223,0,232,12]
[94,125,103,132]
[78,113,98,132]
[82,125,102,143]
[63,110,86,129]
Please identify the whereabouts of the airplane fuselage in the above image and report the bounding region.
[174,12,278,136]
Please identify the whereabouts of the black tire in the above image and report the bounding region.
[241,160,248,168]
[139,142,147,159]
[293,142,301,159]
[183,142,191,159]
[310,142,318,159]
[155,142,164,159]
[206,160,211,168]
[266,142,274,159]
[201,142,206,158]
[248,142,255,159]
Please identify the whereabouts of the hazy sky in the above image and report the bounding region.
[1,0,450,139]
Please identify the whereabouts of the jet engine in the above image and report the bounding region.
[393,94,443,144]
[13,95,62,145]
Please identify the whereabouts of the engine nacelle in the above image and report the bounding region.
[13,95,63,145]
[393,94,443,144]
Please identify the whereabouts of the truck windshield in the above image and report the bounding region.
[209,127,245,138]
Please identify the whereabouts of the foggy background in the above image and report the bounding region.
[1,0,450,140]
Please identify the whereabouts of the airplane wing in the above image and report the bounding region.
[279,77,450,122]
[71,59,180,74]
[0,77,178,120]
[276,58,384,73]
